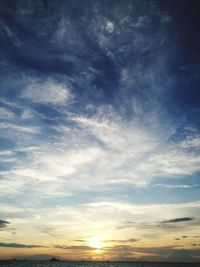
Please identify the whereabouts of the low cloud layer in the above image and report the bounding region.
[0,243,46,248]
[106,239,139,243]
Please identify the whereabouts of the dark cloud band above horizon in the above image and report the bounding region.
[0,243,46,248]
[162,217,194,224]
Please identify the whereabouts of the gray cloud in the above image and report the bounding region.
[0,219,10,228]
[162,217,194,224]
[0,243,46,248]
[176,235,200,241]
[175,236,190,240]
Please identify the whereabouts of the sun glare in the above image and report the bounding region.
[89,237,105,249]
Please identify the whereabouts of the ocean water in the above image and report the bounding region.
[0,261,199,267]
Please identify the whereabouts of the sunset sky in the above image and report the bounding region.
[0,0,200,262]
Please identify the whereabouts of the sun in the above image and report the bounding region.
[89,237,105,249]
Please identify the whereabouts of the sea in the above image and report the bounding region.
[0,261,199,267]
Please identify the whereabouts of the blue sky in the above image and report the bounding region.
[0,0,200,262]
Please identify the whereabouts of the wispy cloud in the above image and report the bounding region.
[0,122,40,134]
[106,239,139,243]
[21,78,72,106]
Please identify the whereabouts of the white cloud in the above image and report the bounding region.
[22,78,72,105]
[0,107,15,119]
[86,200,200,212]
[153,184,199,189]
[180,137,200,149]
[70,109,200,187]
[1,106,200,200]
[106,21,114,33]
[12,145,102,181]
[0,122,40,134]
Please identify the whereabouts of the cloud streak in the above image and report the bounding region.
[162,217,195,224]
[105,239,139,244]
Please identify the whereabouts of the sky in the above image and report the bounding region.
[0,0,200,262]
